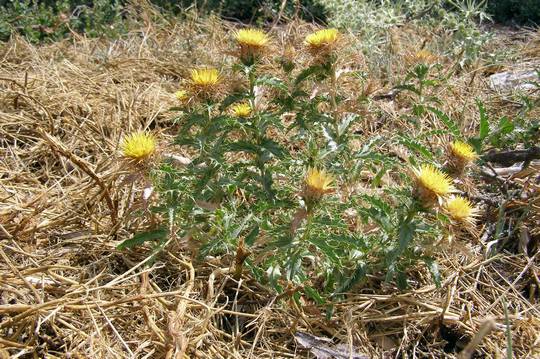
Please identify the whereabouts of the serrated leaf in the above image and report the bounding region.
[337,113,358,137]
[295,65,323,85]
[260,138,286,158]
[477,99,490,139]
[231,214,252,239]
[117,228,168,250]
[398,219,416,253]
[245,225,259,246]
[308,237,340,264]
[396,270,408,290]
[225,141,258,153]
[255,76,287,91]
[360,194,391,215]
[424,258,441,288]
[333,262,366,295]
[220,93,246,110]
[497,116,514,135]
[372,165,388,188]
[395,83,420,95]
[304,285,325,305]
[427,107,460,137]
[398,135,433,159]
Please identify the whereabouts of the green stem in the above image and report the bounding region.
[301,212,314,242]
[329,63,340,142]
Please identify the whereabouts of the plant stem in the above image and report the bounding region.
[329,62,340,142]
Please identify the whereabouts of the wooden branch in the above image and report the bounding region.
[482,146,540,166]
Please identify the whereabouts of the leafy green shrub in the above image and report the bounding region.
[150,0,327,23]
[487,0,540,25]
[315,0,492,68]
[0,0,127,42]
[0,0,326,42]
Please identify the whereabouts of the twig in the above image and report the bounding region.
[482,146,540,167]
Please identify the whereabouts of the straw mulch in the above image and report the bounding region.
[1,14,539,358]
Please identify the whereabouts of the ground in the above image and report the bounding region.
[1,13,539,359]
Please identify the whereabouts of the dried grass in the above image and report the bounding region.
[1,13,539,358]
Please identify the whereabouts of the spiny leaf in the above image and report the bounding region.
[295,65,324,85]
[308,237,340,264]
[255,76,288,92]
[304,286,325,305]
[245,225,259,246]
[398,135,433,159]
[423,257,441,288]
[117,228,168,250]
[427,107,460,137]
[477,99,490,140]
[333,262,366,295]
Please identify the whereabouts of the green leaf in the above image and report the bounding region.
[333,262,366,295]
[372,165,388,188]
[308,237,340,264]
[231,214,253,239]
[360,194,391,216]
[260,138,286,158]
[468,137,482,154]
[117,228,168,250]
[304,286,325,305]
[295,65,323,85]
[255,76,287,92]
[427,107,460,137]
[398,135,433,159]
[396,270,408,290]
[477,99,490,140]
[395,83,420,95]
[497,116,514,135]
[245,225,259,246]
[226,141,258,154]
[398,219,416,253]
[423,258,441,288]
[220,93,246,110]
[337,113,358,137]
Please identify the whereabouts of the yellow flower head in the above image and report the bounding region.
[444,196,478,224]
[235,28,269,48]
[412,164,454,206]
[446,140,478,175]
[406,49,438,65]
[230,103,252,118]
[305,28,340,49]
[305,168,334,198]
[449,140,478,163]
[190,68,220,87]
[175,90,188,102]
[121,131,156,161]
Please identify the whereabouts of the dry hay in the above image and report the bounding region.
[1,14,539,358]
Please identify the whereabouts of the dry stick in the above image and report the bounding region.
[38,128,118,226]
[96,304,134,357]
[140,272,166,343]
[0,290,258,318]
[0,89,55,131]
[0,247,42,304]
[0,223,13,239]
[482,252,540,316]
[458,318,496,359]
[247,299,275,359]
[0,337,29,349]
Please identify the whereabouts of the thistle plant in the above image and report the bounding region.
[118,26,486,302]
